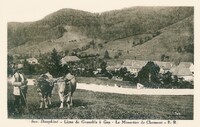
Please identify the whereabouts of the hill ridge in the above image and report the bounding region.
[8,7,194,62]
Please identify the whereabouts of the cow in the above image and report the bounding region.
[56,73,76,109]
[36,74,54,109]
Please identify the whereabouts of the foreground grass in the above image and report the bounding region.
[7,84,193,119]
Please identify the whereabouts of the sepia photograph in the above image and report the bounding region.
[1,0,200,127]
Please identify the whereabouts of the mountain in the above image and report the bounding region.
[7,7,194,62]
[90,15,193,62]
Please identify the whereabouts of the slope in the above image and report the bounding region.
[8,7,193,49]
[83,15,193,62]
[7,7,194,62]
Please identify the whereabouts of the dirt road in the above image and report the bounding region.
[8,78,193,95]
[76,83,194,95]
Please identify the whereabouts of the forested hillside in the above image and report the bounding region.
[8,7,194,62]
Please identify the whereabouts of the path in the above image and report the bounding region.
[8,78,193,95]
[76,83,194,95]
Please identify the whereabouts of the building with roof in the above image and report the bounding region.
[26,58,39,65]
[118,59,194,81]
[122,59,148,74]
[154,61,174,74]
[178,62,193,68]
[170,62,194,81]
[61,56,80,65]
[106,64,121,71]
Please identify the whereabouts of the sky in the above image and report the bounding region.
[0,0,196,22]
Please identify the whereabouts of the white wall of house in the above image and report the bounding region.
[189,64,194,74]
[124,66,140,74]
[27,58,38,64]
[178,75,193,81]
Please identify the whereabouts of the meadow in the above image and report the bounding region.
[7,84,193,119]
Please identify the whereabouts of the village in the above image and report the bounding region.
[7,50,194,89]
[6,5,195,120]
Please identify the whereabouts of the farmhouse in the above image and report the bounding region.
[26,57,39,64]
[154,61,173,74]
[61,56,80,65]
[11,59,24,69]
[122,59,148,75]
[170,62,194,81]
[121,59,193,81]
[15,63,24,69]
[106,65,121,71]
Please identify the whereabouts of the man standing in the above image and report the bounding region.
[10,66,28,114]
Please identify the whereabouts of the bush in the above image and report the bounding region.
[105,72,113,79]
[143,82,161,88]
[179,81,193,89]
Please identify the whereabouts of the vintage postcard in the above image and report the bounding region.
[0,0,200,127]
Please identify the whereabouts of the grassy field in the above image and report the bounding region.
[7,84,193,119]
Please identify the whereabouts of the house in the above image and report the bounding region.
[93,68,102,75]
[178,62,193,68]
[122,59,134,72]
[17,63,24,69]
[26,58,39,65]
[61,56,80,65]
[122,59,148,75]
[11,59,24,69]
[154,61,173,74]
[106,61,122,72]
[106,64,121,72]
[170,62,194,81]
[120,59,194,82]
[189,63,194,74]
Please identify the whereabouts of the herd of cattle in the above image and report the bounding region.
[35,73,76,109]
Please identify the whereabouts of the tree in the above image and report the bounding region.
[98,43,103,49]
[7,55,13,64]
[153,31,161,37]
[118,52,122,56]
[47,48,63,77]
[160,71,173,87]
[114,54,119,59]
[184,43,194,54]
[123,72,136,82]
[139,38,143,44]
[100,60,107,74]
[38,55,49,73]
[104,50,110,59]
[23,59,36,75]
[132,41,135,46]
[7,55,14,76]
[58,25,67,38]
[174,57,181,66]
[177,46,182,53]
[119,67,128,78]
[137,61,160,85]
[64,50,69,56]
[161,54,165,61]
[90,40,95,49]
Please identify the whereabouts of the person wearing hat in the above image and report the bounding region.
[10,66,28,114]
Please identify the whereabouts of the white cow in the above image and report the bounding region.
[56,73,76,109]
